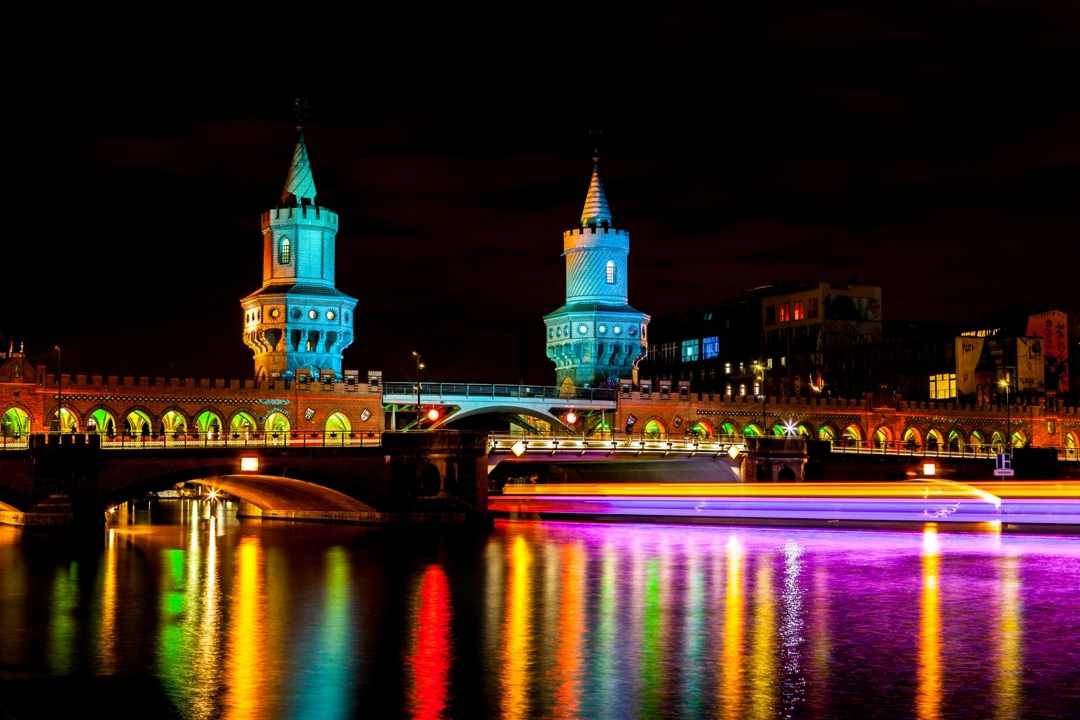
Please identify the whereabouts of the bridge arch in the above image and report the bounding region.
[228,410,259,437]
[873,425,893,449]
[85,405,119,436]
[50,407,81,432]
[796,421,816,438]
[1,405,33,437]
[689,419,715,440]
[325,411,353,435]
[969,430,985,453]
[160,408,190,436]
[431,404,579,434]
[841,423,863,447]
[947,428,964,452]
[643,417,667,439]
[991,430,1006,451]
[818,424,838,443]
[926,428,945,450]
[264,411,291,432]
[743,422,763,437]
[194,408,225,437]
[123,407,154,436]
[902,426,922,450]
[1011,429,1028,448]
[719,420,740,439]
[1064,431,1079,460]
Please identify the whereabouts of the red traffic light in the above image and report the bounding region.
[565,411,578,425]
[426,408,441,422]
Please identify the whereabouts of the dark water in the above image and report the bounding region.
[1,501,1078,719]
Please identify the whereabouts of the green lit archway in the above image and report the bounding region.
[325,412,351,434]
[230,412,258,438]
[1,408,30,437]
[125,410,152,436]
[196,411,223,438]
[88,409,116,436]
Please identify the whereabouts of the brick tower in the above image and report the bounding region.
[544,136,649,389]
[241,107,357,381]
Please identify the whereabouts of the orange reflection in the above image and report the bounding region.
[98,529,118,673]
[995,555,1021,720]
[749,559,777,720]
[720,537,744,720]
[225,536,267,720]
[552,543,585,719]
[407,565,453,720]
[918,526,942,720]
[501,535,533,720]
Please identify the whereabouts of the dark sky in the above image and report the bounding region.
[5,3,1078,385]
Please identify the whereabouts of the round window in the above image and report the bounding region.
[327,311,336,320]
[309,310,318,320]
[598,325,607,334]
[270,308,280,319]
[548,328,554,339]
[579,324,589,334]
[291,308,301,319]
[629,327,637,336]
[613,326,621,334]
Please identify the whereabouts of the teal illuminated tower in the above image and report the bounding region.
[241,109,357,380]
[544,140,649,389]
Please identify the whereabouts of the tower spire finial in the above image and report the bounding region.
[581,129,611,227]
[282,98,317,205]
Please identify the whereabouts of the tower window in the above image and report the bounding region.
[280,237,291,264]
[606,261,615,284]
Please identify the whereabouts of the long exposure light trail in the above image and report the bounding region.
[491,480,1080,525]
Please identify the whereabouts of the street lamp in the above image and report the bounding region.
[753,361,767,437]
[412,351,425,428]
[999,374,1011,453]
[55,345,62,434]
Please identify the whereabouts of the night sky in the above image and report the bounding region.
[6,4,1077,385]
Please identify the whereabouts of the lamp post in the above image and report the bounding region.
[754,361,767,437]
[55,345,62,434]
[999,374,1011,453]
[412,351,424,429]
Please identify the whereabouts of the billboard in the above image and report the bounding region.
[821,295,882,347]
[955,336,985,398]
[1026,310,1069,393]
[1016,337,1044,394]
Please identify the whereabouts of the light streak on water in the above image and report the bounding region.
[780,540,806,718]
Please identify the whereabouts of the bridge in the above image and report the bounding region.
[382,382,617,432]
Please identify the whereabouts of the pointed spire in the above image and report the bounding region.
[580,130,611,227]
[281,98,317,205]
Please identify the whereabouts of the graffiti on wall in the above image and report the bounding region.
[1026,310,1069,393]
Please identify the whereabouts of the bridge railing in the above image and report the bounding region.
[0,431,388,450]
[382,382,617,402]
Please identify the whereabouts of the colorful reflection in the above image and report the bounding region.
[996,555,1022,720]
[720,536,745,720]
[501,534,534,720]
[918,526,942,720]
[551,544,585,720]
[225,535,267,720]
[407,564,453,720]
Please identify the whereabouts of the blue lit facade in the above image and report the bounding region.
[241,128,357,380]
[544,160,649,388]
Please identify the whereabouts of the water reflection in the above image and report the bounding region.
[1,506,1078,719]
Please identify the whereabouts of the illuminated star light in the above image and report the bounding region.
[783,419,798,436]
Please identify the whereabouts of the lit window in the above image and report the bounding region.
[793,301,804,320]
[702,336,719,359]
[753,382,760,395]
[606,261,615,284]
[808,298,818,318]
[726,383,733,396]
[739,362,745,373]
[781,356,786,368]
[929,373,957,399]
[739,383,746,396]
[724,362,732,375]
[778,303,791,323]
[279,237,291,264]
[709,368,715,380]
[682,339,699,363]
[767,358,773,370]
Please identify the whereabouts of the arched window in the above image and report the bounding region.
[606,260,615,284]
[279,237,291,264]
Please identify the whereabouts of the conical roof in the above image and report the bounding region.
[281,129,317,204]
[580,162,612,227]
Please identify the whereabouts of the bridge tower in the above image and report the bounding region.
[544,136,649,389]
[241,104,357,381]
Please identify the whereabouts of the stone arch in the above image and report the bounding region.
[643,417,667,439]
[84,405,119,436]
[1010,429,1028,448]
[264,411,291,432]
[48,406,81,432]
[841,423,863,447]
[925,428,945,451]
[770,422,788,437]
[743,422,763,437]
[796,421,816,438]
[873,425,893,449]
[991,430,1006,451]
[1064,431,1079,460]
[902,426,922,450]
[228,410,259,437]
[689,418,715,441]
[159,407,190,436]
[818,424,838,443]
[969,429,985,454]
[123,407,155,437]
[193,408,225,437]
[719,420,740,438]
[1,405,33,437]
[947,427,965,453]
[325,411,353,435]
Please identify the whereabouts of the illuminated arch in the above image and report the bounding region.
[50,407,79,432]
[926,428,945,450]
[325,412,352,434]
[842,423,863,446]
[743,422,763,437]
[771,423,787,437]
[947,429,963,453]
[818,424,838,443]
[969,430,985,454]
[991,430,1006,451]
[195,410,224,438]
[643,418,666,439]
[230,411,258,437]
[1,407,30,437]
[690,419,714,441]
[1064,431,1079,460]
[85,407,118,436]
[160,409,188,436]
[796,422,815,438]
[720,421,738,438]
[902,427,922,450]
[873,426,893,449]
[124,409,153,436]
[264,411,291,433]
[1010,429,1028,448]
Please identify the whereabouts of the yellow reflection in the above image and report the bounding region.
[192,515,222,720]
[552,543,585,719]
[225,536,267,720]
[98,529,118,673]
[720,537,744,720]
[0,528,27,664]
[995,555,1022,720]
[918,525,942,720]
[501,535,533,720]
[749,558,777,720]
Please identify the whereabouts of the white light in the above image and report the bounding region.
[727,445,740,459]
[241,457,259,472]
[923,462,936,476]
[511,441,526,457]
